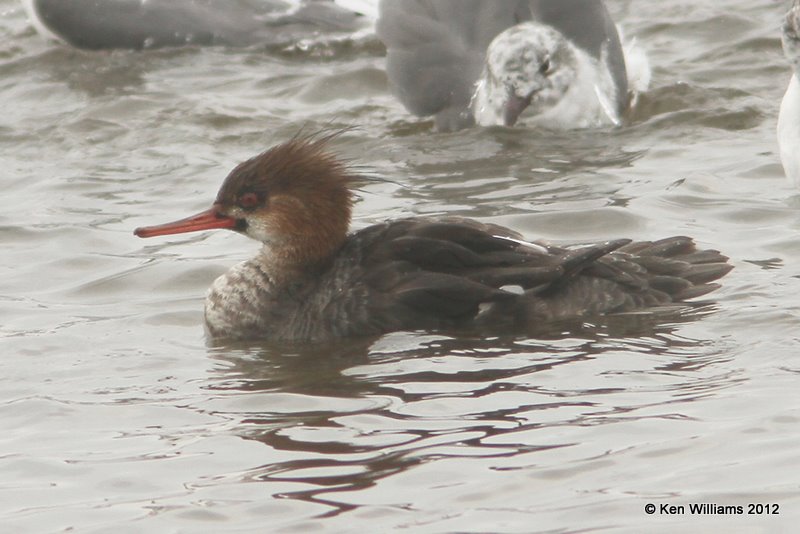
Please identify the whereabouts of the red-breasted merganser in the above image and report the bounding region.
[134,134,732,341]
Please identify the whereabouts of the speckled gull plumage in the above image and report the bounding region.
[377,0,647,131]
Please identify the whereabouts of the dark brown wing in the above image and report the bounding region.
[316,219,730,336]
[516,236,733,324]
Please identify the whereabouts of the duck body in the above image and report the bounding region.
[204,217,730,341]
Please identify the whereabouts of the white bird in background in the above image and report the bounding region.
[471,20,622,129]
[778,0,800,186]
[377,0,649,132]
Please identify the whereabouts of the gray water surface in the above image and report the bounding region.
[1,0,799,532]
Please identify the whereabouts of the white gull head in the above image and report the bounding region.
[471,21,621,129]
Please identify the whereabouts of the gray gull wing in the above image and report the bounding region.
[26,0,368,50]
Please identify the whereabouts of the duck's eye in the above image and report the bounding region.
[540,59,551,75]
[237,192,260,210]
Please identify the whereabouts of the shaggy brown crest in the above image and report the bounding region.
[216,132,356,268]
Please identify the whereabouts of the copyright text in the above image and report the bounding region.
[644,503,779,516]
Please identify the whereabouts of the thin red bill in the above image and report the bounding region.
[134,206,238,238]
